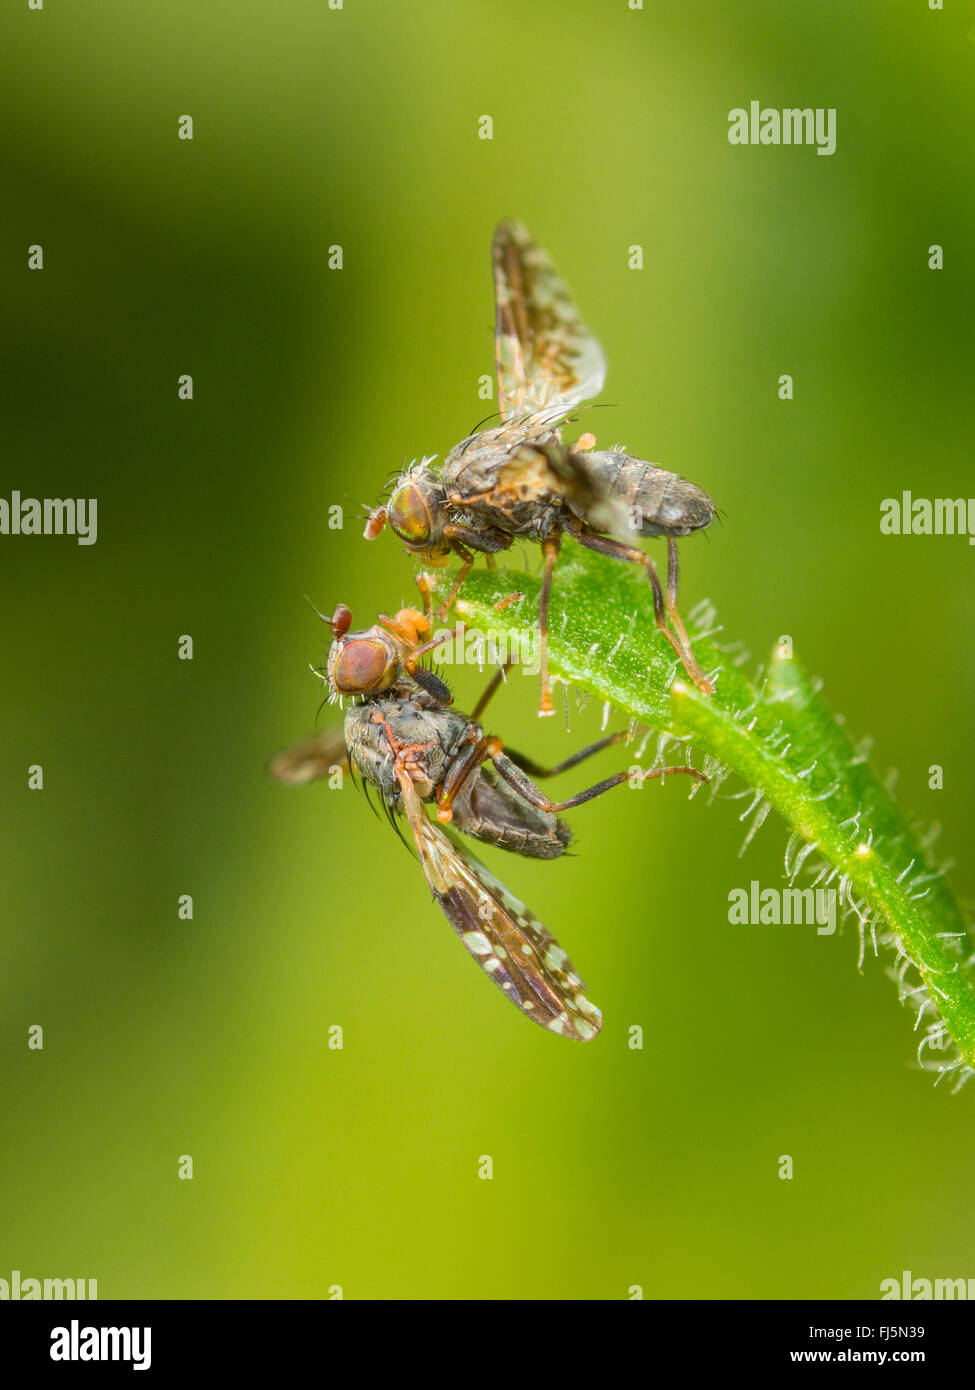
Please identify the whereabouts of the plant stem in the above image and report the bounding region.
[433,550,975,1082]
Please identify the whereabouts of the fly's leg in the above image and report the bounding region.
[501,732,626,778]
[493,592,524,613]
[664,537,700,672]
[434,538,475,622]
[382,600,467,672]
[564,513,667,623]
[406,621,467,666]
[563,518,713,696]
[433,525,514,622]
[409,589,524,675]
[412,588,523,713]
[466,588,528,720]
[446,486,495,507]
[490,751,708,813]
[369,711,439,782]
[537,531,562,718]
[414,572,436,621]
[435,731,503,823]
[436,726,707,822]
[470,660,514,721]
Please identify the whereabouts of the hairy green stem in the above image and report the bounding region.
[434,549,975,1081]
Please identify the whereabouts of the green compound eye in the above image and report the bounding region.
[387,483,433,547]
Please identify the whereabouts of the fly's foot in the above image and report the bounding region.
[537,681,556,718]
[493,591,524,612]
[654,618,713,696]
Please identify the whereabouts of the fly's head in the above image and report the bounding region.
[364,459,452,567]
[325,603,409,699]
[324,603,451,705]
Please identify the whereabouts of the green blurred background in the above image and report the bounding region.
[3,0,973,1299]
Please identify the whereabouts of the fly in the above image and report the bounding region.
[270,588,707,1038]
[365,220,717,714]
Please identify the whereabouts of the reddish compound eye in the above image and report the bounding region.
[331,639,389,694]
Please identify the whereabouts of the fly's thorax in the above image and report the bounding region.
[567,449,716,538]
[344,700,470,802]
[343,702,399,798]
[443,434,569,536]
[442,434,512,496]
[443,420,556,482]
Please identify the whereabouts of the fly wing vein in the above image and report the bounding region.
[400,773,602,1040]
[492,221,607,428]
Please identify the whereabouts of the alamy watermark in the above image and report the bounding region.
[728,881,837,935]
[0,491,97,545]
[50,1320,150,1371]
[429,623,540,676]
[0,1269,98,1299]
[728,102,836,156]
[881,1270,975,1300]
[880,492,975,544]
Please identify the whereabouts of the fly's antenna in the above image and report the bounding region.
[304,597,353,636]
[364,506,387,539]
[304,594,332,626]
[329,603,353,636]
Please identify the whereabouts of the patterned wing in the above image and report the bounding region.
[267,728,349,785]
[493,221,606,427]
[398,772,602,1040]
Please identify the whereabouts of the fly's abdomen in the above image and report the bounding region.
[570,449,715,538]
[453,774,571,859]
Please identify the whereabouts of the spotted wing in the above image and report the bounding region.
[398,774,602,1040]
[267,728,349,785]
[493,221,606,428]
